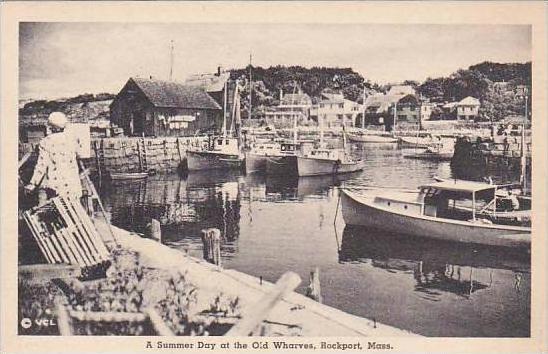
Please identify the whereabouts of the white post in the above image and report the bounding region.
[222,80,227,137]
[393,101,398,133]
[472,192,476,221]
[362,88,366,129]
[521,94,528,191]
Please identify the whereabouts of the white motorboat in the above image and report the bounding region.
[341,180,530,248]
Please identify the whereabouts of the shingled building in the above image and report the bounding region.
[110,77,223,137]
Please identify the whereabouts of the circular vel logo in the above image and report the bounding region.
[20,318,32,329]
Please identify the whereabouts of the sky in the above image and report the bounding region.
[19,23,531,100]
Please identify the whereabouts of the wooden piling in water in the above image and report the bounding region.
[306,267,322,303]
[146,219,162,243]
[201,228,222,266]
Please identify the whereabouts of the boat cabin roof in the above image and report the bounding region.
[420,180,496,194]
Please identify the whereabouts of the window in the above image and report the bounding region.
[320,104,324,108]
[410,106,416,111]
[339,103,344,108]
[337,114,343,120]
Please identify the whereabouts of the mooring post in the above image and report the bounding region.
[146,218,161,243]
[306,267,322,303]
[201,228,222,266]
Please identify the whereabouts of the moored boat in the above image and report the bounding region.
[341,180,531,248]
[109,172,149,180]
[347,132,398,143]
[296,149,365,176]
[186,136,243,171]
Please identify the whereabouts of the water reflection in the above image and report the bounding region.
[96,143,531,337]
[340,225,530,300]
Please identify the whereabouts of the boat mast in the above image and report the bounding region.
[248,53,253,121]
[362,87,366,129]
[520,90,528,192]
[291,82,298,145]
[169,40,174,81]
[222,79,227,137]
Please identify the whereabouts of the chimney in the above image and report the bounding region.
[149,75,153,80]
[217,66,222,76]
[280,88,283,100]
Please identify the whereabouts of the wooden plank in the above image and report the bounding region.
[225,271,301,336]
[145,308,174,336]
[68,310,147,323]
[57,224,93,267]
[65,198,109,259]
[53,198,100,264]
[19,264,81,281]
[23,211,55,263]
[56,301,73,335]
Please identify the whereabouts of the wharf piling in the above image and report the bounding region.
[201,228,222,266]
[306,267,322,303]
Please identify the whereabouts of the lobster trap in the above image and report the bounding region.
[23,196,111,278]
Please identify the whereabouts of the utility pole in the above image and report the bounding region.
[248,53,253,121]
[169,40,174,81]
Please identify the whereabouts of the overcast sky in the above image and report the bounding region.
[19,23,531,100]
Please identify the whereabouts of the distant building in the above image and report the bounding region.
[362,92,420,129]
[441,101,459,120]
[493,81,510,94]
[514,85,529,100]
[420,102,436,121]
[264,90,312,127]
[456,96,480,121]
[387,85,416,96]
[110,77,222,137]
[309,92,362,128]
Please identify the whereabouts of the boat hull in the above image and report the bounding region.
[341,190,530,248]
[398,136,431,148]
[348,134,398,143]
[245,153,268,174]
[186,151,243,171]
[403,152,453,161]
[109,172,148,180]
[266,155,298,176]
[297,157,364,177]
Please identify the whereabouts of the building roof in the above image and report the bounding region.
[388,85,416,96]
[131,77,222,110]
[184,72,230,92]
[421,180,496,194]
[281,93,312,106]
[364,93,403,113]
[320,92,345,103]
[458,96,480,106]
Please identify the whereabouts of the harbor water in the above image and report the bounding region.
[98,143,530,337]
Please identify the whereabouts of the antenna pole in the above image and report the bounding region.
[169,40,174,81]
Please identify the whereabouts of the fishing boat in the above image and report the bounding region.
[186,80,244,171]
[296,121,364,177]
[296,148,365,176]
[245,140,282,173]
[340,180,531,248]
[264,141,304,176]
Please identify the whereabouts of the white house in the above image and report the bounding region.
[309,92,362,128]
[457,96,480,120]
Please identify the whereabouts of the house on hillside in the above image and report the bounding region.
[387,85,416,96]
[456,96,480,121]
[309,92,362,128]
[264,90,312,128]
[110,77,223,137]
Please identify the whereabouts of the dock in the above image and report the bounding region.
[94,220,419,337]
